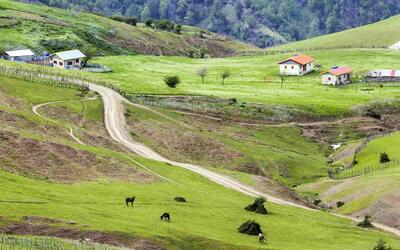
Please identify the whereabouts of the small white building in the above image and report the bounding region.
[321,66,352,85]
[278,54,315,76]
[50,50,86,69]
[365,69,400,82]
[3,49,35,62]
[389,41,400,50]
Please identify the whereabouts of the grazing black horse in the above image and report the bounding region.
[160,212,170,222]
[125,196,135,207]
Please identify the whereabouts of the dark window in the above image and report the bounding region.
[291,66,294,69]
[76,59,79,63]
[59,61,63,66]
[67,61,73,66]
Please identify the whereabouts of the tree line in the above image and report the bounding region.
[28,0,400,48]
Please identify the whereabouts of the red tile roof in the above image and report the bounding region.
[325,66,352,76]
[279,54,314,65]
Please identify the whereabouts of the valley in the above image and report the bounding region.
[0,1,400,249]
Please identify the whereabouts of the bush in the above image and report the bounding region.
[110,16,137,26]
[164,75,181,88]
[154,19,175,31]
[373,238,392,250]
[336,201,345,208]
[245,198,268,214]
[380,152,390,163]
[145,18,153,27]
[174,197,186,202]
[357,215,373,228]
[237,220,263,235]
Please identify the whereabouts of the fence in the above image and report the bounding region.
[0,234,122,250]
[332,160,400,180]
[330,132,400,179]
[235,45,388,57]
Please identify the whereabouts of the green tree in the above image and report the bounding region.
[221,70,230,84]
[373,238,392,250]
[164,75,181,88]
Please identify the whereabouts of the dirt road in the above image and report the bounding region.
[87,83,400,236]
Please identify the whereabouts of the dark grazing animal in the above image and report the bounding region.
[160,212,170,222]
[125,197,135,207]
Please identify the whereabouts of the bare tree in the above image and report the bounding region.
[198,67,208,84]
[221,70,230,85]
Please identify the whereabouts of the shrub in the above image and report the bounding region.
[164,75,181,88]
[237,220,263,235]
[110,16,137,26]
[145,18,153,27]
[336,201,345,208]
[357,215,373,228]
[245,197,268,214]
[174,197,186,202]
[174,24,182,34]
[373,238,392,250]
[154,19,175,30]
[380,152,390,163]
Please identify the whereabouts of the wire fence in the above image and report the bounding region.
[0,234,123,250]
[332,160,400,180]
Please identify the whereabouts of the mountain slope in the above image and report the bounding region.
[0,0,258,57]
[26,0,400,48]
[1,72,400,250]
[272,15,400,51]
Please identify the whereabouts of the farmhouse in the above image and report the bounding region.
[50,50,86,69]
[278,54,314,76]
[365,69,400,82]
[2,49,35,62]
[321,66,352,85]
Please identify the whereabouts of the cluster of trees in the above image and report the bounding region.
[145,19,182,34]
[29,0,400,47]
[164,68,231,88]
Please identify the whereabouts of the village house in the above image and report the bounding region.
[2,49,35,62]
[365,69,400,82]
[389,41,400,50]
[278,54,315,76]
[321,66,352,85]
[50,50,86,69]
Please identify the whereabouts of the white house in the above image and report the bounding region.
[321,66,352,85]
[365,69,400,82]
[389,41,400,50]
[278,54,315,76]
[50,50,86,69]
[3,49,35,62]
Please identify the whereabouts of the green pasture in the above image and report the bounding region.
[92,49,400,116]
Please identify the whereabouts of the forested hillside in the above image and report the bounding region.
[24,0,400,47]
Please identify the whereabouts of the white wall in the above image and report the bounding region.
[279,62,301,75]
[322,74,337,85]
[279,61,314,76]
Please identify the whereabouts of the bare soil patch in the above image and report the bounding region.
[0,219,163,250]
[353,190,400,229]
[0,130,156,183]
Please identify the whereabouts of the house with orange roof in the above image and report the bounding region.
[278,54,315,76]
[321,66,352,85]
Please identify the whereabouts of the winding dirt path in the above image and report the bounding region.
[83,82,400,237]
[32,101,85,145]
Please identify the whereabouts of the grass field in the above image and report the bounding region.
[92,49,400,117]
[1,77,400,249]
[124,104,327,186]
[272,15,400,51]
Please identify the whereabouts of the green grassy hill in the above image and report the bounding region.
[1,76,399,249]
[271,15,400,51]
[297,132,400,230]
[0,0,257,57]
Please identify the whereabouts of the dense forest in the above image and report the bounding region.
[24,0,400,47]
